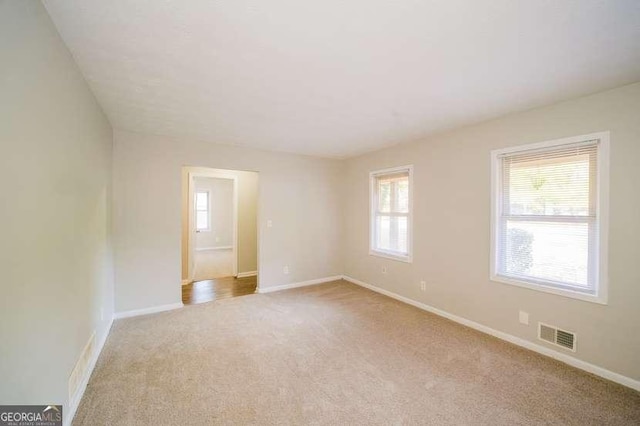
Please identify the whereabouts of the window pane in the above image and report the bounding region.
[396,179,409,213]
[507,154,591,216]
[378,181,391,212]
[196,211,209,230]
[396,216,408,252]
[376,215,408,254]
[196,192,208,210]
[377,215,390,250]
[503,220,589,288]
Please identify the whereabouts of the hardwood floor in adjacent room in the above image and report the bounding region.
[182,275,257,305]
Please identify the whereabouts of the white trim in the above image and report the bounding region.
[596,132,610,303]
[491,274,606,304]
[369,164,414,263]
[114,302,184,319]
[342,275,639,392]
[258,276,342,294]
[231,176,239,277]
[64,317,114,426]
[489,131,610,305]
[492,134,605,157]
[255,176,262,294]
[188,172,195,282]
[369,249,412,263]
[196,246,233,251]
[237,271,258,278]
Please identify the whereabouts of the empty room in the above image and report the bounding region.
[1,1,640,425]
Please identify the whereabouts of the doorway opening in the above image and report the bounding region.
[181,167,259,305]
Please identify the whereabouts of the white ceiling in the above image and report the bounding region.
[44,0,640,158]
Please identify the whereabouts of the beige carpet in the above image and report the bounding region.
[193,248,233,281]
[74,280,640,425]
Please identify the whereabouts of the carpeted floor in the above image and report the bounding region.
[74,280,640,425]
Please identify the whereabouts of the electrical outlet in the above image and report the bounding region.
[215,236,220,242]
[519,310,529,325]
[267,220,273,228]
[283,265,289,274]
[420,281,426,292]
[381,266,387,274]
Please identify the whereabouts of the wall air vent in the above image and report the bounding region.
[538,323,576,352]
[69,332,95,405]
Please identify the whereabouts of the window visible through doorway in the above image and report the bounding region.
[195,191,210,231]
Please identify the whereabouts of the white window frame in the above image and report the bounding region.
[490,132,609,304]
[195,190,211,232]
[369,165,413,263]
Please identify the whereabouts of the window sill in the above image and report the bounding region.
[491,274,607,305]
[369,250,412,263]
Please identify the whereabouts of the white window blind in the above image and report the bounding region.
[195,191,210,231]
[370,166,412,261]
[495,139,601,296]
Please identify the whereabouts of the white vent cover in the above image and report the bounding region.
[538,323,576,351]
[69,332,95,405]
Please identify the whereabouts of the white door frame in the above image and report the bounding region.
[188,171,238,281]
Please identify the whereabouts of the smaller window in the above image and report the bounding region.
[195,191,210,231]
[370,165,413,262]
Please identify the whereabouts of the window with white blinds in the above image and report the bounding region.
[370,165,413,262]
[491,133,609,304]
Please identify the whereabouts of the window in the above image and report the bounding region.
[195,191,210,231]
[491,132,609,304]
[370,165,413,262]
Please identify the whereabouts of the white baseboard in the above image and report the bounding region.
[342,275,640,392]
[196,246,232,251]
[114,302,184,319]
[258,275,342,294]
[64,317,114,426]
[237,271,257,278]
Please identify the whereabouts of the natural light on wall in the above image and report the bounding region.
[370,166,413,262]
[491,132,609,304]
